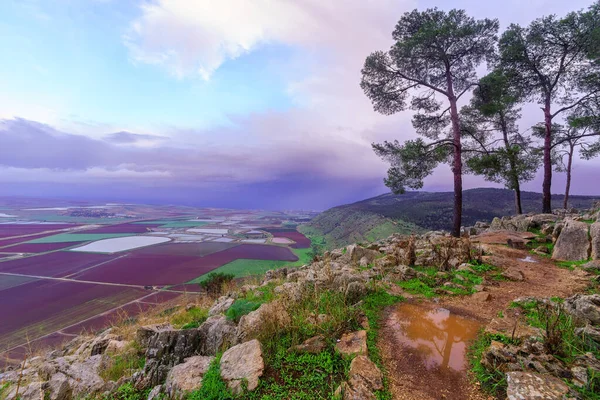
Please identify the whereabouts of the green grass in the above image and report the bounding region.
[94,383,153,400]
[99,343,145,382]
[188,355,233,400]
[26,233,133,244]
[225,299,262,323]
[171,306,209,329]
[555,260,590,270]
[188,248,314,283]
[469,332,519,397]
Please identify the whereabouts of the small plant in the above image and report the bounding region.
[225,299,261,323]
[200,272,235,297]
[171,306,209,329]
[99,342,145,382]
[188,355,233,400]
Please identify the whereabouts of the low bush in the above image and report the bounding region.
[225,299,261,323]
[99,342,145,382]
[171,306,209,329]
[200,272,235,297]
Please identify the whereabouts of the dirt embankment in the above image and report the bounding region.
[380,237,591,400]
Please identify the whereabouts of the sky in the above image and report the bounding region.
[0,0,598,210]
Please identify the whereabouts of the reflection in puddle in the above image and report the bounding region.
[389,303,480,372]
[519,256,538,263]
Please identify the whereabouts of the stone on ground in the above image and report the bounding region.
[336,330,367,357]
[502,268,525,282]
[591,222,600,260]
[348,355,383,391]
[289,335,327,354]
[564,294,600,325]
[505,371,570,400]
[220,339,264,394]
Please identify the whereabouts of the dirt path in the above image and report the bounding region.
[380,239,591,400]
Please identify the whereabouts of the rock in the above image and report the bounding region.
[507,239,527,250]
[345,281,367,303]
[289,335,327,354]
[552,220,591,261]
[343,244,380,266]
[136,323,173,348]
[147,385,163,400]
[570,366,588,388]
[591,222,600,260]
[105,340,129,356]
[472,292,491,302]
[60,355,107,397]
[581,260,600,271]
[505,371,570,400]
[575,325,600,343]
[237,301,290,341]
[457,263,475,273]
[209,296,235,316]
[534,246,550,255]
[502,268,525,282]
[6,381,43,400]
[142,327,205,387]
[563,294,600,325]
[198,315,238,356]
[482,341,517,369]
[336,331,367,357]
[43,372,71,400]
[164,355,214,398]
[393,265,417,280]
[220,339,264,395]
[348,355,383,391]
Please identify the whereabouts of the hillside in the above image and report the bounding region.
[304,188,599,249]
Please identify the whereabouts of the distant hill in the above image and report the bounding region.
[302,188,599,249]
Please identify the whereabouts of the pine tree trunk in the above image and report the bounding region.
[563,144,574,210]
[514,186,523,215]
[542,102,553,213]
[449,97,462,238]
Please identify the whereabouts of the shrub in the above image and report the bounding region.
[225,299,261,323]
[99,343,145,382]
[171,306,209,329]
[188,356,233,400]
[200,272,235,297]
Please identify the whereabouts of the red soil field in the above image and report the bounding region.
[262,228,311,249]
[0,224,78,238]
[1,242,76,253]
[0,279,147,350]
[82,223,162,234]
[73,244,298,286]
[0,251,117,277]
[135,242,239,257]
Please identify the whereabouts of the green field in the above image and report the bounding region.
[27,233,134,243]
[133,220,209,228]
[188,248,314,283]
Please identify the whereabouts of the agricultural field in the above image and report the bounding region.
[0,200,318,365]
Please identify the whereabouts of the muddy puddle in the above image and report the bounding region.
[387,303,480,372]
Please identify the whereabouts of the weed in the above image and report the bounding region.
[398,279,436,298]
[188,355,233,400]
[99,342,145,382]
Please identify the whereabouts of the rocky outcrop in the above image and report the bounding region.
[564,294,600,326]
[197,315,237,355]
[552,220,591,261]
[505,372,571,400]
[164,356,214,398]
[237,301,290,341]
[336,355,383,400]
[219,339,264,395]
[208,296,235,316]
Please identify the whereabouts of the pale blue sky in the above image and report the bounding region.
[0,0,597,209]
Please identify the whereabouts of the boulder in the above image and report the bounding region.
[164,356,214,398]
[505,371,570,400]
[220,340,264,395]
[335,331,367,358]
[105,340,129,356]
[348,355,383,392]
[43,372,71,400]
[502,268,525,282]
[136,324,173,348]
[289,335,327,354]
[237,301,290,341]
[147,385,163,400]
[5,381,43,400]
[209,296,235,316]
[343,245,381,266]
[61,355,107,397]
[552,220,591,261]
[563,294,600,325]
[198,315,237,356]
[591,222,600,260]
